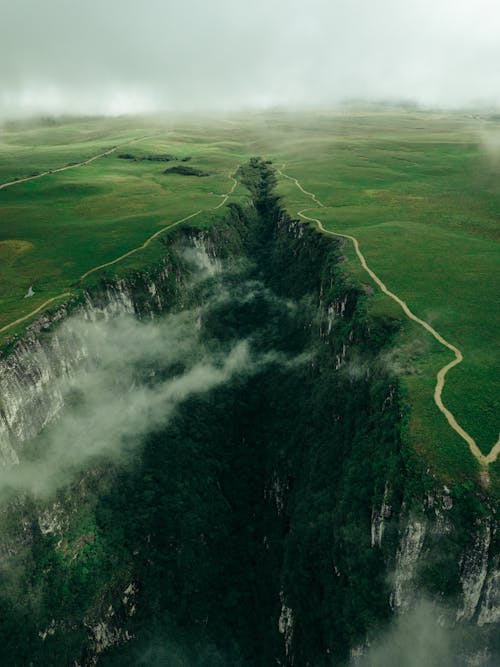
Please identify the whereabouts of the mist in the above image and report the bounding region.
[1,0,500,119]
[0,308,279,499]
[353,600,494,667]
[0,310,241,496]
[0,260,312,500]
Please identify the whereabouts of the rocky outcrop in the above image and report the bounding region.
[376,488,499,634]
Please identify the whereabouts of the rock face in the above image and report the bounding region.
[0,265,179,467]
[390,518,427,611]
[457,519,492,623]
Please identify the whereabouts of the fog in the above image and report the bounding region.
[353,600,494,667]
[1,0,499,118]
[0,268,309,499]
[0,309,253,497]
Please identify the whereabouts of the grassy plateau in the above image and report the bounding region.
[0,109,498,489]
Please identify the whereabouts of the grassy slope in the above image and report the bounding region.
[0,110,498,487]
[260,109,499,485]
[0,117,248,337]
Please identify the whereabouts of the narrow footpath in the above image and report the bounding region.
[0,168,238,338]
[0,146,119,191]
[277,165,499,468]
[214,175,238,209]
[0,134,154,191]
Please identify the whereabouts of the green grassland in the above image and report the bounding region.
[0,117,248,334]
[261,109,499,487]
[0,109,498,488]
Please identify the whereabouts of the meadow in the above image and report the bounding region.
[0,109,498,487]
[262,109,499,486]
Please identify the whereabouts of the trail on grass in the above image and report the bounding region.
[0,147,118,191]
[0,293,72,336]
[79,210,203,281]
[277,165,499,467]
[0,135,154,191]
[0,210,203,338]
[0,171,238,338]
[81,172,239,280]
[214,175,238,209]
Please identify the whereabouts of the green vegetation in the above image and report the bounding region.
[0,162,493,664]
[0,167,397,664]
[163,165,210,176]
[0,109,498,487]
[265,110,499,480]
[0,117,246,342]
[118,152,186,162]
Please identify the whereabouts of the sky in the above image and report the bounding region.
[1,0,500,118]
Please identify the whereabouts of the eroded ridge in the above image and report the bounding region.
[277,165,499,468]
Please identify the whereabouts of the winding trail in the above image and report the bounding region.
[0,293,72,336]
[0,209,204,338]
[213,175,238,209]
[0,146,118,191]
[0,163,239,338]
[79,210,203,282]
[0,134,155,192]
[277,165,500,468]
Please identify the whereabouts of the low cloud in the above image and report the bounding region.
[2,0,500,117]
[353,600,493,667]
[0,309,259,499]
[379,336,429,377]
[0,269,311,500]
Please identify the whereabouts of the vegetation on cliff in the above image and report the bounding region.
[0,159,496,666]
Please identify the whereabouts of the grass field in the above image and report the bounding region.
[0,109,498,489]
[261,109,499,487]
[0,116,248,333]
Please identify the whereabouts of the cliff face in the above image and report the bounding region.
[0,266,179,466]
[386,495,499,634]
[0,160,497,666]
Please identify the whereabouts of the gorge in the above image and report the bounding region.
[0,160,497,666]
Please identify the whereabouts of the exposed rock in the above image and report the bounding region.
[457,521,491,622]
[278,591,294,658]
[371,483,392,548]
[391,518,426,611]
[0,264,179,467]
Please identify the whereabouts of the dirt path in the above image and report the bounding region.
[0,293,72,336]
[79,210,203,282]
[277,165,499,468]
[0,134,157,191]
[80,171,239,281]
[0,147,119,191]
[0,168,238,338]
[213,175,238,209]
[0,210,203,338]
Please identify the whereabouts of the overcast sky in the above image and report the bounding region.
[1,0,499,118]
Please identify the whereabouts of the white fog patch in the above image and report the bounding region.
[477,126,500,165]
[353,600,470,667]
[379,336,430,377]
[0,309,265,499]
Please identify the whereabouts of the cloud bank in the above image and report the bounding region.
[1,0,500,118]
